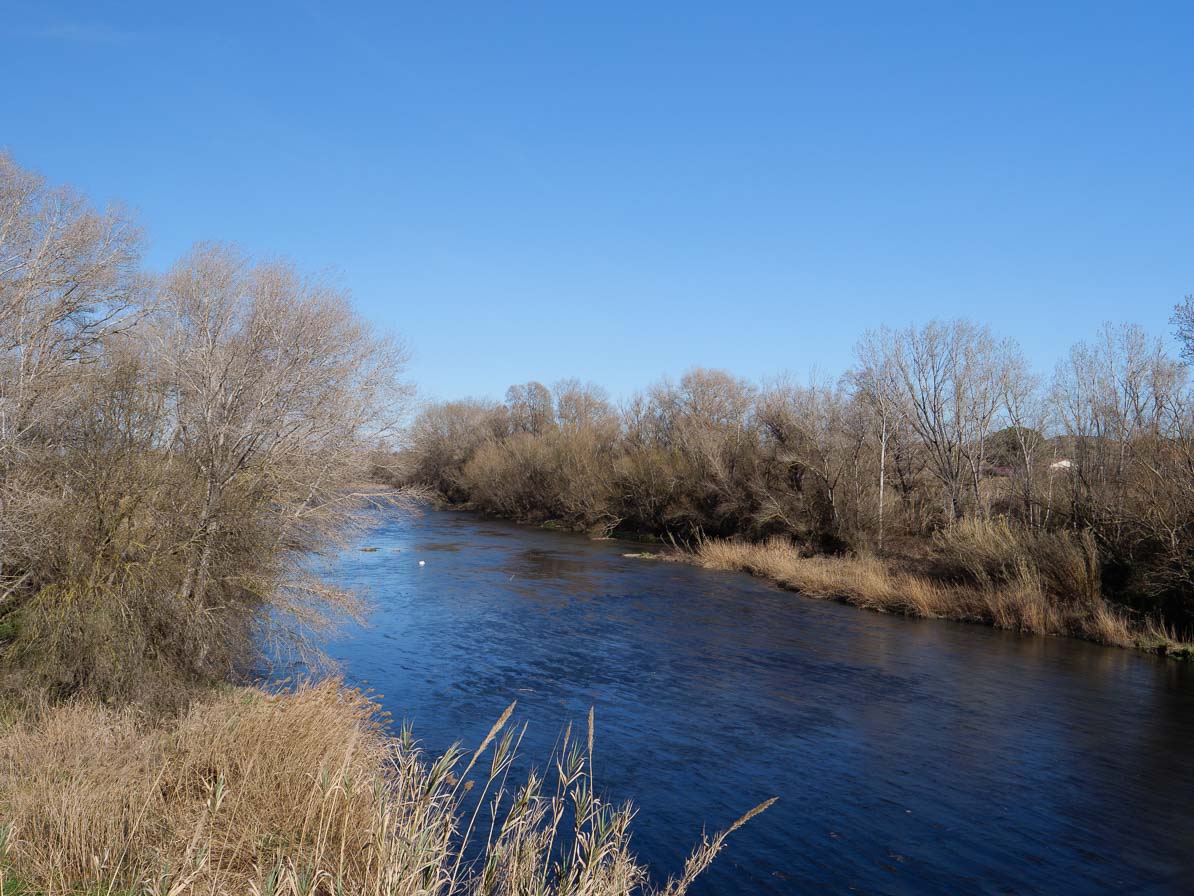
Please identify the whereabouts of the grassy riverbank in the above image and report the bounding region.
[431,498,1192,657]
[0,681,768,896]
[426,500,1192,657]
[688,525,1192,658]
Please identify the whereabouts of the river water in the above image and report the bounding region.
[322,508,1194,895]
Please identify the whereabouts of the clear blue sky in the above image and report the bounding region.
[3,2,1191,401]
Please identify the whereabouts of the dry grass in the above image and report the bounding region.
[698,537,962,617]
[932,520,1103,607]
[0,682,770,896]
[695,523,1161,650]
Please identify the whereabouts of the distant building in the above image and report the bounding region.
[1049,458,1073,471]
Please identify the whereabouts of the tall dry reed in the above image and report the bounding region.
[0,681,770,896]
[696,526,1141,648]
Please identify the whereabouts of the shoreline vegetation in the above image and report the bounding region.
[1,681,767,895]
[391,330,1194,659]
[436,502,1193,658]
[694,534,1186,658]
[0,155,768,893]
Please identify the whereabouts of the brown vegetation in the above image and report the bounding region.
[0,680,767,896]
[695,522,1135,647]
[395,317,1194,651]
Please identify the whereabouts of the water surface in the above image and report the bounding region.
[323,509,1194,895]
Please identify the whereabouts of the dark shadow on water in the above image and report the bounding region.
[503,548,596,582]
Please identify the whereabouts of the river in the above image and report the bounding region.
[321,508,1194,895]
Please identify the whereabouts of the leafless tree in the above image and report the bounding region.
[153,243,410,622]
[1000,350,1050,526]
[756,376,865,542]
[552,378,614,432]
[1052,323,1184,534]
[405,398,508,497]
[875,320,1010,521]
[0,152,144,589]
[506,381,554,435]
[1172,294,1194,361]
[850,331,908,549]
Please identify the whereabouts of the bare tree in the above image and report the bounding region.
[756,376,864,542]
[876,320,1010,521]
[1172,294,1194,361]
[1051,323,1184,535]
[405,399,507,498]
[1000,350,1050,526]
[552,378,614,432]
[149,243,411,668]
[506,381,554,435]
[850,331,907,549]
[0,152,143,587]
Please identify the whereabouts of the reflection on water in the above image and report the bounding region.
[322,509,1194,895]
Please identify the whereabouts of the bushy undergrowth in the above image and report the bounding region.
[0,681,770,896]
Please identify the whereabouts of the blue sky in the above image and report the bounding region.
[3,2,1192,401]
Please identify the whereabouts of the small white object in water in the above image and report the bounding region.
[418,560,426,566]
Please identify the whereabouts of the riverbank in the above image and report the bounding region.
[421,499,1193,658]
[0,680,766,895]
[678,538,1192,659]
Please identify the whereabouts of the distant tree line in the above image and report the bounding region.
[398,319,1194,633]
[0,153,409,707]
